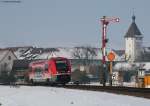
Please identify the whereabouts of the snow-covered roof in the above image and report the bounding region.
[144,47,150,53]
[114,62,150,71]
[112,50,125,56]
[114,62,132,71]
[5,46,125,61]
[142,63,150,70]
[0,50,9,62]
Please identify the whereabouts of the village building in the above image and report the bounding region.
[0,49,17,75]
[124,15,143,62]
[112,15,150,87]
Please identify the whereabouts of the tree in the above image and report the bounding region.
[72,46,97,72]
[71,69,90,84]
[0,70,9,83]
[89,65,99,77]
[8,70,16,83]
[73,46,97,60]
[0,70,16,84]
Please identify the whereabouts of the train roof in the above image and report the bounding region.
[29,60,48,65]
[12,60,33,70]
[12,59,43,70]
[12,57,69,70]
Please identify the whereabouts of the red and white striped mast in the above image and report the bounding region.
[100,16,119,86]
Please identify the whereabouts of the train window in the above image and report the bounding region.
[8,56,11,60]
[29,67,32,72]
[55,60,68,71]
[145,70,150,75]
[35,68,43,72]
[45,64,48,71]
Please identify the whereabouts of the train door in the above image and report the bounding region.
[33,67,44,82]
[48,60,57,82]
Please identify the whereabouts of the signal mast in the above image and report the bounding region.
[100,16,119,86]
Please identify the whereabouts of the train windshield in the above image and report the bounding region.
[34,68,43,73]
[55,60,68,71]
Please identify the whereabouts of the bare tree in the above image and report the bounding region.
[73,46,97,60]
[72,47,84,59]
[72,46,97,72]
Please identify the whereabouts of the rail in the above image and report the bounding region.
[64,85,150,99]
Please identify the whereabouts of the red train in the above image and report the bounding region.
[28,57,71,85]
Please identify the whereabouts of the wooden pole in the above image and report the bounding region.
[109,61,113,86]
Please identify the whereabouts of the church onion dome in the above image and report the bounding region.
[124,15,142,38]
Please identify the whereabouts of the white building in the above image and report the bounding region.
[124,15,143,62]
[0,50,17,74]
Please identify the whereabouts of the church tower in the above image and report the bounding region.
[125,15,143,62]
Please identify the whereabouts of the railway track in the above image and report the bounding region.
[63,85,150,99]
[1,83,150,99]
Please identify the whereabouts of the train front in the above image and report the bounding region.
[53,57,71,84]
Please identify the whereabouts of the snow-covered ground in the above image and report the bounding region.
[0,85,150,106]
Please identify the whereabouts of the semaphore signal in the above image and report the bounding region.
[100,16,119,86]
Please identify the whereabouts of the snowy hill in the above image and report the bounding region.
[12,46,102,60]
[6,46,125,61]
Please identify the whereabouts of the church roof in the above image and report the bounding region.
[124,15,142,38]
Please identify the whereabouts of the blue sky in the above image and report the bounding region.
[0,0,149,49]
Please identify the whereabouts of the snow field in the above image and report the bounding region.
[0,85,150,106]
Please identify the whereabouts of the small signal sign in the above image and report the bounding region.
[107,52,115,61]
